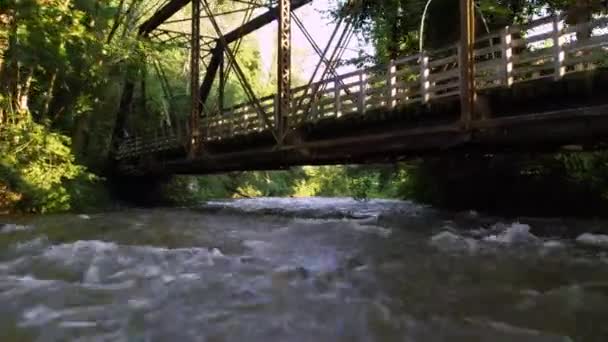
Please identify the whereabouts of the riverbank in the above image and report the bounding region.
[3,148,608,220]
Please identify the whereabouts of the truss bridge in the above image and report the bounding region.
[113,0,608,175]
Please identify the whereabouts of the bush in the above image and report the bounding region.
[0,119,105,213]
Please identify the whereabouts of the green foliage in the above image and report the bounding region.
[340,0,608,65]
[293,166,351,197]
[558,152,608,200]
[0,0,159,213]
[162,165,414,204]
[396,154,608,217]
[0,119,106,213]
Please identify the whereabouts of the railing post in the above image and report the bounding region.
[552,15,565,80]
[419,53,430,103]
[459,0,476,126]
[358,70,367,113]
[387,59,397,109]
[311,92,319,120]
[501,26,513,87]
[334,78,341,117]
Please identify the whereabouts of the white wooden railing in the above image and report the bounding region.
[117,14,608,159]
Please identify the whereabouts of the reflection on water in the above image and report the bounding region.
[0,198,607,341]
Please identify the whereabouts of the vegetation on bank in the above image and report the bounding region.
[162,165,411,204]
[0,0,141,213]
[162,153,608,218]
[0,117,109,213]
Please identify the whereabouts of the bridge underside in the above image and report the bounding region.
[119,70,608,175]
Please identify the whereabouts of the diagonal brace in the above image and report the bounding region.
[200,0,279,142]
[198,0,311,109]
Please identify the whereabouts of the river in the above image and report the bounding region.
[1,198,608,341]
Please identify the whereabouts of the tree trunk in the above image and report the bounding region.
[566,0,594,41]
[106,0,126,44]
[16,67,33,114]
[0,10,12,79]
[43,69,58,117]
[72,112,90,159]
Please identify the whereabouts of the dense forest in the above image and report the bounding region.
[1,0,608,216]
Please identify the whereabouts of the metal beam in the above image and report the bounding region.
[223,0,309,43]
[140,0,310,38]
[219,52,225,112]
[189,0,201,157]
[292,13,344,82]
[221,5,255,90]
[198,46,223,112]
[459,0,476,126]
[293,17,345,117]
[277,0,291,141]
[161,6,262,25]
[201,0,279,141]
[139,0,190,36]
[198,0,311,106]
[297,21,353,124]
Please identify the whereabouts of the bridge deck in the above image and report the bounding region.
[116,14,608,175]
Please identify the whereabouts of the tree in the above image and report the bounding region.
[334,0,607,64]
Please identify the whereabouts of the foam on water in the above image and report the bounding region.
[59,321,98,329]
[1,224,33,234]
[206,197,423,219]
[0,203,606,341]
[576,233,608,249]
[43,240,118,263]
[483,222,540,245]
[429,231,478,254]
[20,305,61,327]
[348,222,392,237]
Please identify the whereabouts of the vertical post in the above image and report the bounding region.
[388,60,397,109]
[290,94,297,123]
[459,0,475,126]
[219,52,225,115]
[358,71,367,113]
[230,108,236,135]
[277,0,291,142]
[552,15,565,80]
[420,54,430,103]
[189,0,201,157]
[274,93,279,126]
[311,94,319,119]
[501,26,513,87]
[334,78,341,117]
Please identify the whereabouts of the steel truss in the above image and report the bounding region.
[115,0,373,155]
